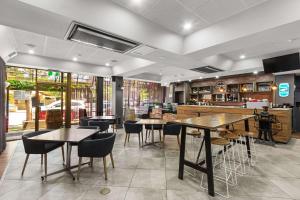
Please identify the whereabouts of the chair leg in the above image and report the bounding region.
[77,157,82,180]
[44,154,47,181]
[163,135,165,148]
[177,135,180,147]
[128,134,130,142]
[110,153,115,168]
[159,130,162,142]
[124,133,128,146]
[41,154,43,165]
[21,154,30,176]
[61,145,65,164]
[90,157,94,167]
[141,131,144,146]
[103,156,108,180]
[138,134,141,147]
[145,130,148,143]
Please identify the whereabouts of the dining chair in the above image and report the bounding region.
[21,130,65,181]
[124,121,143,147]
[77,133,116,180]
[79,117,90,126]
[162,122,181,147]
[88,120,110,133]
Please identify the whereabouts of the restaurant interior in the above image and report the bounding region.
[1,0,300,199]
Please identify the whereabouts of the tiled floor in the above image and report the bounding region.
[1,128,300,200]
[0,141,17,179]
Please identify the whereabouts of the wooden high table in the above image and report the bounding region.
[30,128,98,180]
[172,113,254,197]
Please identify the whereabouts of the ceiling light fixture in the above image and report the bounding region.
[28,49,35,54]
[253,70,258,75]
[216,76,219,79]
[199,77,203,79]
[73,57,78,61]
[105,62,110,67]
[239,54,246,59]
[177,79,180,82]
[131,0,142,5]
[183,22,192,31]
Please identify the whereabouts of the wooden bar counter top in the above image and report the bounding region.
[176,105,292,143]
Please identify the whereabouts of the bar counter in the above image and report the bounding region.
[177,105,292,143]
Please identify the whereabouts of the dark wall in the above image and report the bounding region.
[112,76,123,128]
[0,57,6,153]
[275,74,295,106]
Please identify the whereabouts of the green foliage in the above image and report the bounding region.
[7,80,35,90]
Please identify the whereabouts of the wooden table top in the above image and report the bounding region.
[30,128,98,142]
[172,113,254,129]
[137,119,167,125]
[90,116,117,120]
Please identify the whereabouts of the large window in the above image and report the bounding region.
[6,66,97,137]
[123,79,164,115]
[103,77,112,115]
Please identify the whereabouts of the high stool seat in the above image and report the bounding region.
[201,137,236,198]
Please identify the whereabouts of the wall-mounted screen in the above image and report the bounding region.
[278,83,290,97]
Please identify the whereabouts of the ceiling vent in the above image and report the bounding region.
[65,22,140,53]
[190,66,223,73]
[127,45,157,56]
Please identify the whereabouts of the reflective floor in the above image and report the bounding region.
[1,128,300,200]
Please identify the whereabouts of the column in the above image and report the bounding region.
[112,76,123,128]
[65,73,72,128]
[0,57,6,153]
[96,77,103,116]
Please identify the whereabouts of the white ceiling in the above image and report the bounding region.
[10,28,131,67]
[111,0,269,35]
[2,0,300,83]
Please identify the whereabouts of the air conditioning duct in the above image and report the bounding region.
[65,22,140,53]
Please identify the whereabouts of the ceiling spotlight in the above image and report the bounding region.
[28,49,35,54]
[177,79,180,82]
[189,80,192,82]
[253,70,258,75]
[199,77,203,79]
[288,39,294,43]
[131,0,142,5]
[105,62,110,67]
[183,22,192,31]
[239,54,246,59]
[216,76,219,79]
[73,57,78,61]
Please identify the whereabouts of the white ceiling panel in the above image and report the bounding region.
[110,0,269,35]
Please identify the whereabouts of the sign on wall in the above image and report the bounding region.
[278,83,290,97]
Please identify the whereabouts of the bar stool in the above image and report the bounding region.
[187,129,203,162]
[200,137,235,198]
[234,130,257,168]
[219,131,244,177]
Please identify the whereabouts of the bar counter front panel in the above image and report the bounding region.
[176,105,292,143]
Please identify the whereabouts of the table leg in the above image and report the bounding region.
[152,125,154,143]
[244,119,251,158]
[204,128,214,196]
[178,125,186,179]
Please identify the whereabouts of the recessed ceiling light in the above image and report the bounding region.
[131,0,142,5]
[253,70,258,75]
[177,79,180,82]
[288,39,293,43]
[216,76,219,79]
[105,62,110,67]
[28,49,34,54]
[239,54,246,59]
[199,77,203,79]
[183,22,192,31]
[73,57,78,61]
[189,80,192,82]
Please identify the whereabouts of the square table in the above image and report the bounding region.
[30,128,98,180]
[172,113,254,197]
[137,119,166,147]
[89,115,118,132]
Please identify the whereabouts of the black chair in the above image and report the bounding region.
[77,133,116,180]
[21,130,65,180]
[162,123,181,147]
[124,121,143,147]
[88,120,110,133]
[79,117,90,126]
